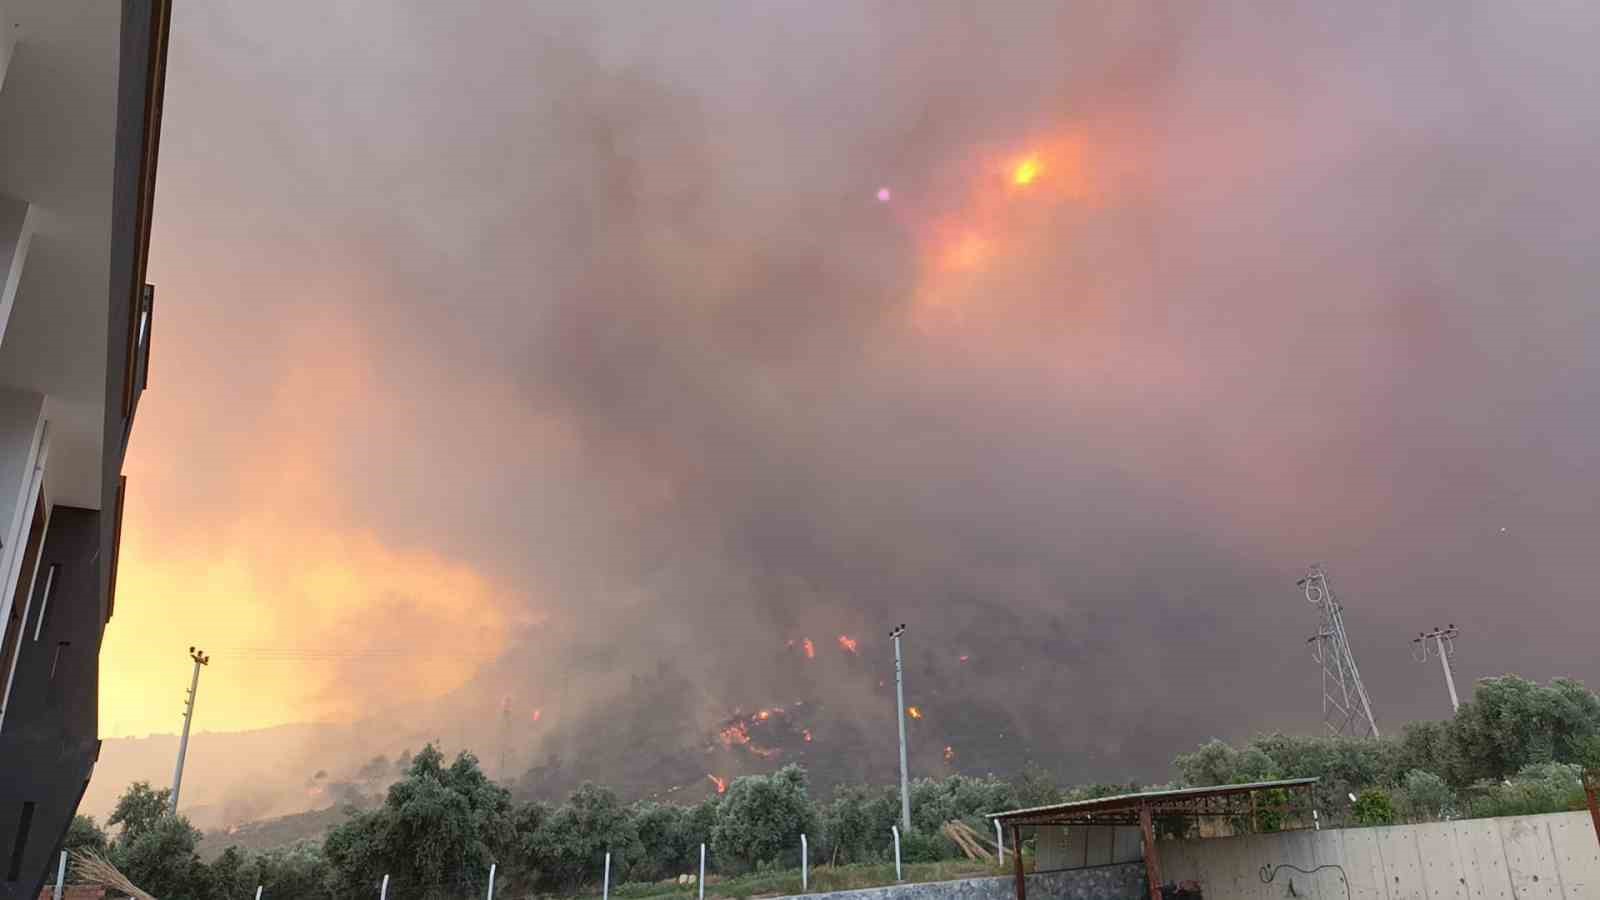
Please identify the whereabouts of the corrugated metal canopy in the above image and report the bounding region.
[987,777,1320,825]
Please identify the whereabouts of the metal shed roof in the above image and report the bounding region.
[988,777,1320,825]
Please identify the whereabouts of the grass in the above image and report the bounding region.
[577,859,1010,900]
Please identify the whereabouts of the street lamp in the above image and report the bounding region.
[891,624,911,833]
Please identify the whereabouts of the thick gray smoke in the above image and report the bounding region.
[119,0,1600,816]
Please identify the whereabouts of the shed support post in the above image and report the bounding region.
[1138,804,1162,900]
[1010,825,1026,900]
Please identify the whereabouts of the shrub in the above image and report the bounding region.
[711,766,816,872]
[528,783,644,889]
[1351,788,1396,826]
[1468,763,1587,818]
[1398,770,1456,821]
[897,829,951,863]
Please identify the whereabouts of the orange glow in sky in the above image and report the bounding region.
[100,301,518,737]
[910,132,1103,331]
[1012,156,1041,186]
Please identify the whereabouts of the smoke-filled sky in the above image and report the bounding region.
[106,0,1598,782]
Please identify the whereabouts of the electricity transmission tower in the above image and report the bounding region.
[1412,625,1461,714]
[1299,565,1380,738]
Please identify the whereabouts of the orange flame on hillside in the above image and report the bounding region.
[708,775,727,794]
[907,706,923,720]
[803,729,813,742]
[531,708,542,722]
[756,709,772,721]
[720,721,751,747]
[837,634,859,654]
[802,638,816,659]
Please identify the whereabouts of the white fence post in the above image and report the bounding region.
[487,862,497,900]
[53,851,66,900]
[254,887,263,900]
[699,843,706,900]
[603,851,611,900]
[801,833,808,891]
[380,874,389,900]
[892,826,902,882]
[994,820,1004,864]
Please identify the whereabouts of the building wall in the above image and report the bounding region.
[1158,809,1600,899]
[1035,824,1143,872]
[0,0,165,891]
[0,508,102,900]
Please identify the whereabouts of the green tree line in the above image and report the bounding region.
[66,675,1600,899]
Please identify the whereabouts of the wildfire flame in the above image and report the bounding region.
[803,729,813,742]
[707,774,728,794]
[756,709,772,721]
[944,745,955,763]
[719,721,751,747]
[837,634,859,654]
[802,638,816,659]
[907,706,923,720]
[531,708,542,722]
[959,655,969,663]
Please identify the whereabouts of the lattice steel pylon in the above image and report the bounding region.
[1299,565,1380,738]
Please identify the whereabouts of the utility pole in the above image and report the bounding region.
[170,646,209,813]
[1412,625,1461,714]
[1299,566,1380,738]
[890,624,911,833]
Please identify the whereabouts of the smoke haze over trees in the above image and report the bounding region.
[83,675,1600,899]
[102,0,1600,820]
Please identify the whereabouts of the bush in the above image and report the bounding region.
[1398,770,1456,822]
[819,785,897,865]
[1468,763,1587,818]
[897,829,951,863]
[527,783,644,889]
[1351,788,1396,826]
[322,745,515,900]
[711,766,816,872]
[908,775,1015,835]
[631,802,694,882]
[112,814,211,900]
[1010,764,1062,809]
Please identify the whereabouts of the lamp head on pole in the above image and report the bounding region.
[889,624,906,639]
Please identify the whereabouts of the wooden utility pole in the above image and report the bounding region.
[1009,825,1026,900]
[1138,804,1162,900]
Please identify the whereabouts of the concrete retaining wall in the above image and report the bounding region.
[773,864,1146,900]
[1158,809,1600,899]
